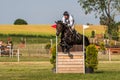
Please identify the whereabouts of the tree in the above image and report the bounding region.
[91,30,95,38]
[78,0,120,40]
[14,18,28,25]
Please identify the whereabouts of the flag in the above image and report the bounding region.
[83,25,89,29]
[51,24,57,28]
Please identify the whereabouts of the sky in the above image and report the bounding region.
[0,0,119,24]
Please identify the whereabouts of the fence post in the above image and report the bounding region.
[25,38,26,48]
[17,49,20,62]
[9,46,11,58]
[108,49,111,61]
[115,41,116,45]
[50,39,53,48]
[0,49,1,57]
[11,49,13,58]
[56,36,58,73]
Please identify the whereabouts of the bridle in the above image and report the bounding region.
[56,22,66,36]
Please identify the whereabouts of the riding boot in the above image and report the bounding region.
[72,30,80,40]
[73,30,78,35]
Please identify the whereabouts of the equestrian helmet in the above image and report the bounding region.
[63,11,69,16]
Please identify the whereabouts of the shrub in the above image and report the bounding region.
[50,45,56,69]
[100,42,106,51]
[86,45,98,69]
[45,43,51,54]
[14,18,28,25]
[45,43,51,49]
[109,40,115,46]
[91,30,95,38]
[104,33,108,39]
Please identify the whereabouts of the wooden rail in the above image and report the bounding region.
[109,48,120,54]
[56,52,84,73]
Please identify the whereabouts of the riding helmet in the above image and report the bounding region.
[63,11,69,16]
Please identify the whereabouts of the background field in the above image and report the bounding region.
[0,25,55,37]
[0,25,107,44]
[0,25,106,36]
[0,25,120,80]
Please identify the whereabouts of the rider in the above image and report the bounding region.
[62,11,75,31]
[60,11,76,46]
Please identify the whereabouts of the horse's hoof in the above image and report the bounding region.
[68,54,73,59]
[63,52,67,54]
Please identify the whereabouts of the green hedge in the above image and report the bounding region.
[86,44,98,69]
[50,45,56,69]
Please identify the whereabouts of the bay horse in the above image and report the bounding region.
[55,20,90,54]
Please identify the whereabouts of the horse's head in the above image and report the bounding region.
[55,20,65,36]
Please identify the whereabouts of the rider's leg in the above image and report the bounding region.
[71,26,77,34]
[68,27,73,34]
[71,25,75,30]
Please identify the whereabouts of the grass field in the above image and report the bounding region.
[0,61,120,80]
[0,56,49,62]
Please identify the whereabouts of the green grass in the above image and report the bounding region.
[0,35,56,44]
[98,54,120,61]
[0,61,120,80]
[0,56,50,62]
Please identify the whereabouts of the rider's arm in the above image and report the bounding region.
[62,17,66,24]
[68,16,74,27]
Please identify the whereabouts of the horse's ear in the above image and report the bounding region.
[55,21,57,24]
[59,20,63,23]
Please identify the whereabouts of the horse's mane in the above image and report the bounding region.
[56,20,68,28]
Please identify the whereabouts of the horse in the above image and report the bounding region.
[55,20,90,54]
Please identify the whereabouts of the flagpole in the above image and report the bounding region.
[82,25,89,74]
[83,27,85,74]
[51,24,57,73]
[56,35,58,73]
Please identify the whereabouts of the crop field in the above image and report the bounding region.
[0,25,106,37]
[0,25,107,44]
[0,25,55,37]
[75,25,106,36]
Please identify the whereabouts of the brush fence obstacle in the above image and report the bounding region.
[56,45,85,73]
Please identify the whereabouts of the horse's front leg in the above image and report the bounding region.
[66,47,70,54]
[64,44,71,54]
[65,45,73,58]
[61,46,65,53]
